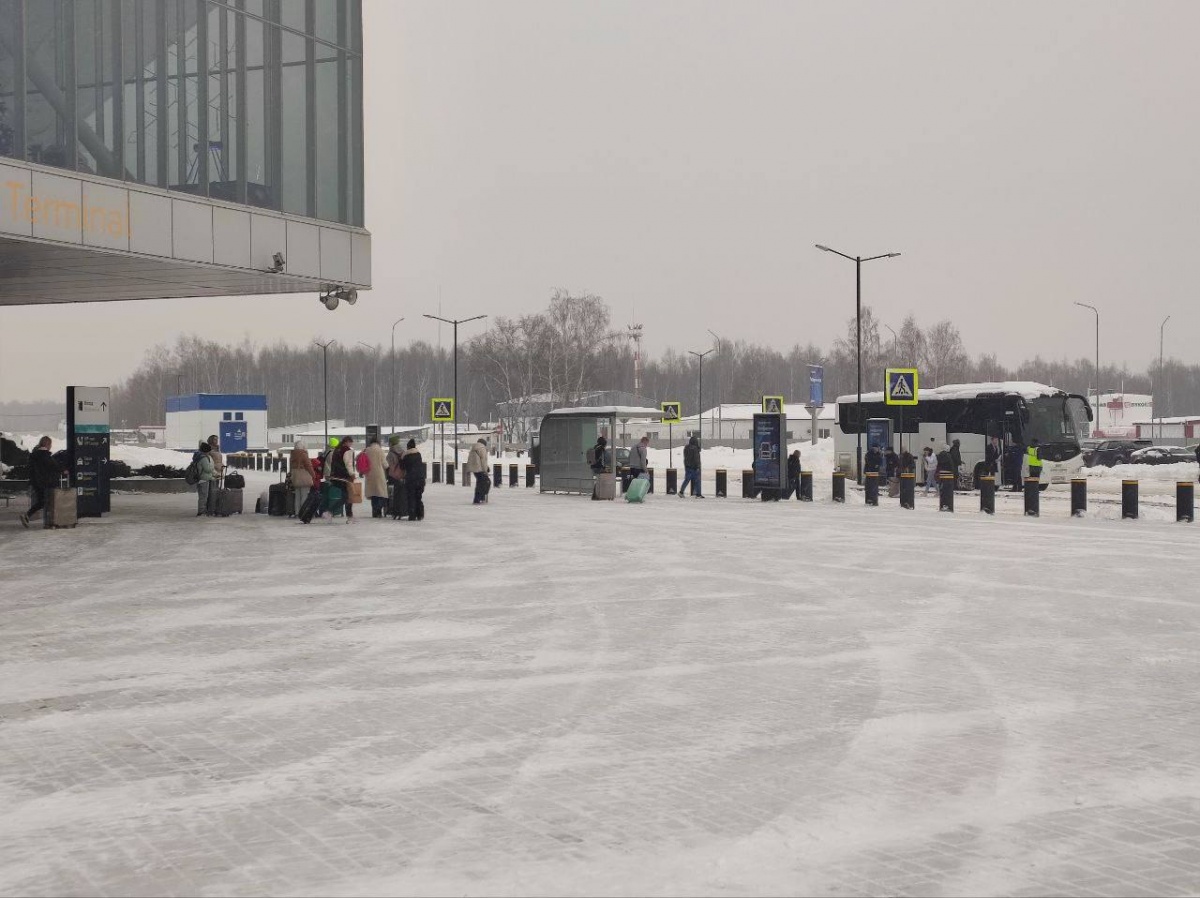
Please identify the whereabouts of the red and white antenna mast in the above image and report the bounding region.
[627,323,644,393]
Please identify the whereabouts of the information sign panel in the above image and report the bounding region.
[752,413,787,489]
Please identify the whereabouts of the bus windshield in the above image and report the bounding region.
[1025,396,1089,444]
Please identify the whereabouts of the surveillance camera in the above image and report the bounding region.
[267,251,286,274]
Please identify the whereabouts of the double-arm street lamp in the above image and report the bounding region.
[1073,302,1100,435]
[357,341,381,427]
[422,313,487,465]
[688,348,715,443]
[707,330,722,441]
[314,339,337,451]
[390,317,405,436]
[1159,315,1171,438]
[815,244,901,483]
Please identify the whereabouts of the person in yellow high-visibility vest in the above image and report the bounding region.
[1025,438,1042,481]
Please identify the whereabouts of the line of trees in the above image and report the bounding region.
[106,291,1199,436]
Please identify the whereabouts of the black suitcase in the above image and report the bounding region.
[297,488,321,524]
[481,473,491,502]
[214,488,243,516]
[389,482,409,519]
[268,482,290,516]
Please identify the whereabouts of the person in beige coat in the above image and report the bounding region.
[289,440,316,511]
[467,437,490,504]
[365,437,389,518]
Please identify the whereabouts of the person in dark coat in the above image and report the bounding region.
[949,438,963,474]
[679,435,704,498]
[20,436,66,528]
[936,444,955,477]
[985,437,1000,475]
[784,449,802,500]
[1004,440,1025,492]
[327,436,357,521]
[401,439,426,521]
[864,445,882,475]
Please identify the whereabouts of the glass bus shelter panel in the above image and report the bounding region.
[539,415,604,493]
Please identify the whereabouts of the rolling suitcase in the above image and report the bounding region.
[624,474,650,504]
[321,482,345,517]
[43,477,77,529]
[214,487,243,516]
[297,488,321,523]
[593,472,616,501]
[389,481,409,519]
[268,482,290,516]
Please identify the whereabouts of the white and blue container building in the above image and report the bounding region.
[166,394,268,453]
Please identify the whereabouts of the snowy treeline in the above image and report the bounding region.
[107,292,1195,430]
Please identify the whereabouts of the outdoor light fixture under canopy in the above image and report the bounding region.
[319,286,359,311]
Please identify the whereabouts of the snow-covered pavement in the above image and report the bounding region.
[2,484,1200,896]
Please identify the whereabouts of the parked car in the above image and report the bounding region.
[1080,439,1102,466]
[1126,446,1198,466]
[1087,439,1152,467]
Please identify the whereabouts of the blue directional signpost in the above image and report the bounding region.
[806,365,824,445]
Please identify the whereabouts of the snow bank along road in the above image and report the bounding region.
[2,488,1199,897]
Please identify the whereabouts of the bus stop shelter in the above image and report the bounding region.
[539,406,664,495]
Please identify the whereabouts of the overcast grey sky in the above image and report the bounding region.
[2,0,1198,402]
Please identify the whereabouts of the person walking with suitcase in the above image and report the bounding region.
[679,435,704,498]
[402,439,426,521]
[467,437,490,505]
[19,436,65,528]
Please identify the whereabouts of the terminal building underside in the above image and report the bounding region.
[0,0,370,305]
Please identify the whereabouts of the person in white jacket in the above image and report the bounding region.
[921,446,938,494]
[467,438,490,504]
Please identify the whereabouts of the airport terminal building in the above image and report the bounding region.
[0,0,370,305]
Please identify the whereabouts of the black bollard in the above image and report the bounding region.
[1177,481,1194,523]
[1070,478,1087,517]
[666,468,678,495]
[1024,477,1040,517]
[832,471,846,503]
[742,470,755,499]
[1122,479,1138,520]
[864,472,879,506]
[525,465,537,488]
[979,475,995,515]
[446,462,456,486]
[619,467,630,494]
[900,472,916,509]
[939,472,955,512]
[432,461,442,484]
[509,463,518,487]
[647,468,655,494]
[715,469,728,497]
[462,465,471,487]
[492,463,501,488]
[800,470,813,501]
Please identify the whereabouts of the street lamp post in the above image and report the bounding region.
[357,341,381,427]
[816,244,901,483]
[423,313,487,465]
[1159,315,1170,439]
[314,339,337,451]
[1074,302,1100,438]
[688,348,715,443]
[707,329,722,441]
[390,317,405,437]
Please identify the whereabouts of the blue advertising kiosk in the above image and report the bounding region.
[753,412,788,498]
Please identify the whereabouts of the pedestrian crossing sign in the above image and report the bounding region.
[661,401,682,424]
[431,397,455,421]
[885,369,919,406]
[761,396,785,415]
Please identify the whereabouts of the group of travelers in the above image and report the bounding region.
[590,433,708,498]
[191,434,227,516]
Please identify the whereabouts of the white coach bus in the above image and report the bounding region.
[834,381,1093,486]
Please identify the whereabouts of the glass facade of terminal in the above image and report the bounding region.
[0,0,363,227]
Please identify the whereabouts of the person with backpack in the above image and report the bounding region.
[467,437,490,504]
[194,441,217,516]
[588,436,609,474]
[327,436,357,522]
[679,435,704,498]
[364,436,388,518]
[401,439,426,521]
